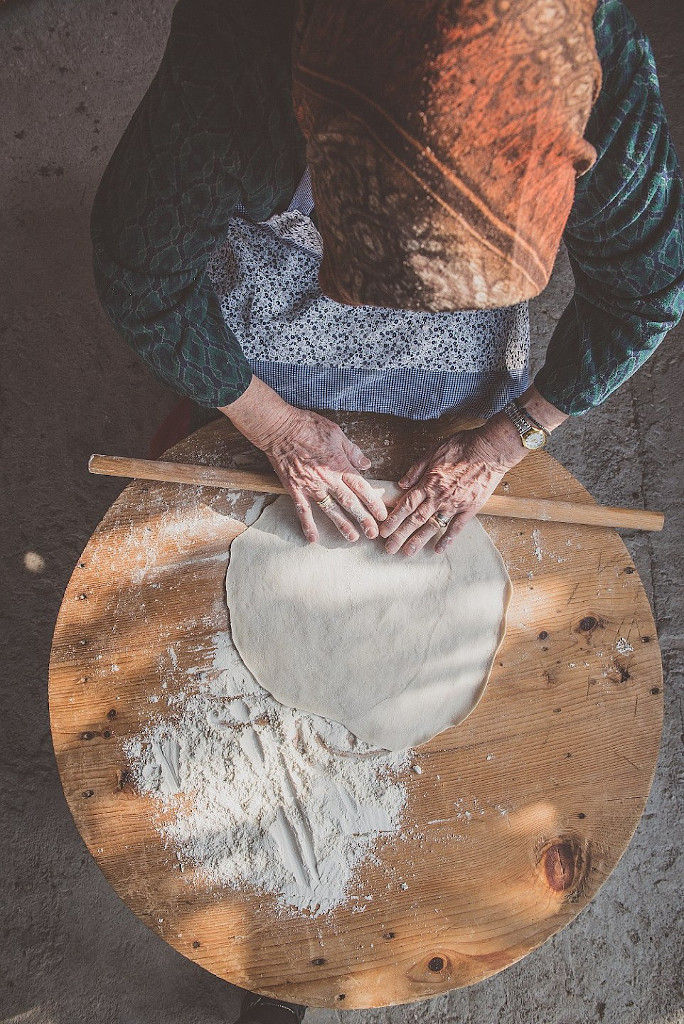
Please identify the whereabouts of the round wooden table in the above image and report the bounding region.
[49,413,663,1009]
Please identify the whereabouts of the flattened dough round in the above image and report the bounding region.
[225,483,511,750]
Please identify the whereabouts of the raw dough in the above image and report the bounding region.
[225,483,511,750]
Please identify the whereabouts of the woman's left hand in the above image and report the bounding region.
[379,418,525,556]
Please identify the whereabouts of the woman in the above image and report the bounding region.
[91,0,681,1020]
[91,0,682,561]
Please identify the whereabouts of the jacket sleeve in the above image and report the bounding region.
[90,0,304,407]
[534,0,684,415]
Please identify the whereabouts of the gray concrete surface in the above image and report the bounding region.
[1,1,682,1021]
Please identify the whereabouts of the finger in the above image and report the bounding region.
[379,486,428,539]
[342,473,388,522]
[290,488,319,544]
[342,436,372,472]
[398,458,428,490]
[434,508,476,553]
[315,495,360,543]
[332,481,380,539]
[399,519,440,557]
[384,498,438,554]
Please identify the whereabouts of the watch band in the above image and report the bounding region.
[519,405,546,432]
[502,399,549,447]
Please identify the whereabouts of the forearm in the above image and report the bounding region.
[92,248,254,406]
[90,44,252,407]
[535,0,683,416]
[475,385,568,470]
[91,0,304,408]
[219,376,299,449]
[533,284,683,415]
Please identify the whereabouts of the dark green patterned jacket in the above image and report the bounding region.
[91,0,683,414]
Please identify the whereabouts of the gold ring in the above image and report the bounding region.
[317,494,335,510]
[430,511,450,529]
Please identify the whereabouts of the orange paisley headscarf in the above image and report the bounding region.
[291,0,602,311]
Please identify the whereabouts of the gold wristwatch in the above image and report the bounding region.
[502,399,549,451]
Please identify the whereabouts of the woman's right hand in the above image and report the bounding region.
[220,376,387,544]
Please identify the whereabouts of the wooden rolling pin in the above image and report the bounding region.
[88,454,665,532]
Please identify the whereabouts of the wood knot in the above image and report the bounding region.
[540,837,587,896]
[311,957,326,966]
[578,615,600,633]
[407,950,457,985]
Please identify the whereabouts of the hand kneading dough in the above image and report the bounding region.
[225,483,511,750]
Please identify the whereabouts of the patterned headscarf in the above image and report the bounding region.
[292,0,602,311]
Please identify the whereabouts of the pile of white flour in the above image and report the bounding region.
[124,632,410,916]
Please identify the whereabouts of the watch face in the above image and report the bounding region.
[523,428,546,450]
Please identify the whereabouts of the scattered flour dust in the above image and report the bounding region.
[124,631,410,917]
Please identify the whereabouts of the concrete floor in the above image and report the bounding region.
[1,1,682,1021]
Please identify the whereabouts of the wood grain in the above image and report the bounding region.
[49,413,663,1009]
